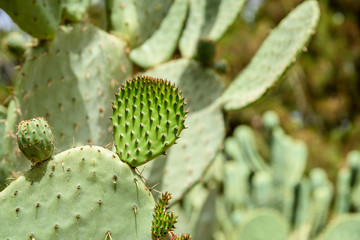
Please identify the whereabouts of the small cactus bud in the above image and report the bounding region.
[17,117,54,164]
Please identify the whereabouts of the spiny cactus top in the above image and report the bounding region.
[112,76,187,167]
[152,192,178,238]
[16,117,54,164]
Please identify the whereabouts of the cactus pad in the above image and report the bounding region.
[129,0,189,68]
[17,117,54,164]
[0,0,62,39]
[234,209,290,240]
[317,214,360,240]
[62,0,91,22]
[112,76,187,167]
[0,145,155,239]
[220,0,320,111]
[179,0,245,57]
[106,0,174,47]
[162,103,225,200]
[16,23,131,150]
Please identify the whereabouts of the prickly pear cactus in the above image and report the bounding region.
[16,23,132,150]
[0,145,155,239]
[106,0,174,47]
[152,192,178,238]
[220,0,320,111]
[129,0,189,68]
[112,76,187,167]
[16,117,54,164]
[233,209,290,240]
[0,0,62,39]
[179,0,246,57]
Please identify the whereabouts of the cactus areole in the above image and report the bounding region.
[112,76,187,167]
[16,117,54,164]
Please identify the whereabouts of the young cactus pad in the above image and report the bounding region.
[112,76,187,167]
[16,117,54,164]
[152,192,178,238]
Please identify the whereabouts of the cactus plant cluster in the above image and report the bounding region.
[167,111,360,239]
[0,77,189,239]
[0,0,327,239]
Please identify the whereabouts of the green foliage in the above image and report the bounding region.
[112,76,186,167]
[16,117,54,164]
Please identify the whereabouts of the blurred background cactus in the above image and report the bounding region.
[0,0,359,239]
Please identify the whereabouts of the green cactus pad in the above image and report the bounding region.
[62,0,91,22]
[161,102,225,200]
[316,214,360,240]
[0,145,155,239]
[106,0,174,47]
[0,0,62,39]
[16,23,131,150]
[152,192,178,237]
[234,209,290,240]
[17,117,54,164]
[129,0,189,68]
[145,59,224,112]
[179,0,245,57]
[220,0,320,111]
[112,76,187,167]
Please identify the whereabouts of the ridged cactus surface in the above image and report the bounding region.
[16,117,54,164]
[0,0,62,39]
[112,76,186,167]
[16,23,131,150]
[0,145,155,239]
[220,0,320,111]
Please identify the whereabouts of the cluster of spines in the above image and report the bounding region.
[151,192,178,238]
[171,233,192,240]
[16,117,54,164]
[112,76,187,167]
